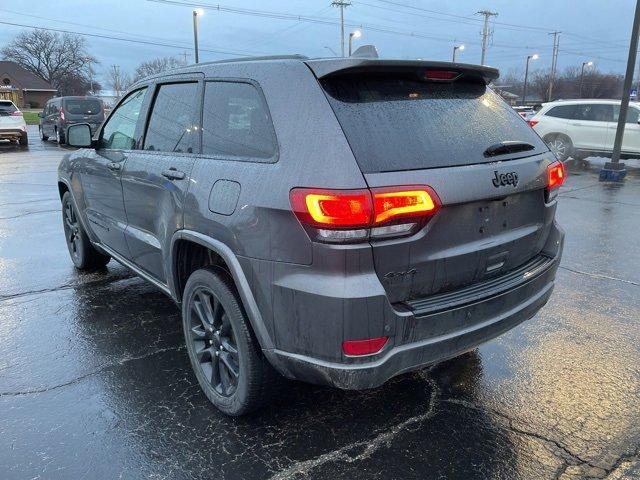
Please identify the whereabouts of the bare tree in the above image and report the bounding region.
[1,30,98,94]
[132,56,187,83]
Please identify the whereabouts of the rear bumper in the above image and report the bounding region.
[0,128,26,140]
[267,241,562,390]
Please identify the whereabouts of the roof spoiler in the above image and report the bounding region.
[305,59,499,85]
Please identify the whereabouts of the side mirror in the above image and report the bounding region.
[66,124,94,148]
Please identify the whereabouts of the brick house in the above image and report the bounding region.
[0,61,57,108]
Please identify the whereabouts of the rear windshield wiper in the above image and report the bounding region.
[484,141,536,157]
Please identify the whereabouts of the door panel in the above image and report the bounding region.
[611,105,640,154]
[80,87,150,256]
[82,149,130,256]
[566,103,612,151]
[121,81,201,282]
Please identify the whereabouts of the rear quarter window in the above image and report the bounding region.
[321,74,548,173]
[545,105,577,119]
[201,81,277,161]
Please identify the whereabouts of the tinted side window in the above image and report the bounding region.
[576,104,613,122]
[614,105,640,123]
[202,82,277,160]
[144,82,199,153]
[101,88,148,150]
[546,105,577,119]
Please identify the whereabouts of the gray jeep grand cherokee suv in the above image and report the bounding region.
[58,56,565,416]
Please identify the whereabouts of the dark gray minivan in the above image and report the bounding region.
[40,96,104,144]
[58,56,565,416]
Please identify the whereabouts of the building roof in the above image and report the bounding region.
[0,61,56,91]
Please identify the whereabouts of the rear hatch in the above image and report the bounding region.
[311,60,555,304]
[0,100,23,129]
[62,98,104,127]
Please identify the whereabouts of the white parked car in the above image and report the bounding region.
[0,100,28,146]
[529,99,640,161]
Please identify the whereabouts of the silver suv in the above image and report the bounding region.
[58,56,565,416]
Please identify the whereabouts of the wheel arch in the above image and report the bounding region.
[170,230,274,351]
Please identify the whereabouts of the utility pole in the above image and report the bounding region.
[111,65,120,99]
[477,10,497,65]
[604,0,640,181]
[332,0,351,57]
[548,31,561,101]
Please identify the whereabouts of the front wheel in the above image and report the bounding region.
[40,126,49,141]
[545,134,573,162]
[18,133,28,146]
[182,267,280,416]
[61,191,110,270]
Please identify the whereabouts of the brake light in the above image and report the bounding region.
[290,188,372,228]
[59,107,65,121]
[371,187,438,224]
[342,336,388,356]
[424,70,459,81]
[547,161,565,190]
[10,110,22,117]
[528,119,538,128]
[290,185,440,242]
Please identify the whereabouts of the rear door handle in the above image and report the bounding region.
[161,168,186,180]
[107,162,121,171]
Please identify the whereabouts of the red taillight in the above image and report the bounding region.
[371,186,439,224]
[424,70,459,81]
[342,336,388,356]
[547,161,566,190]
[290,186,440,242]
[289,188,372,228]
[10,110,22,117]
[528,119,538,128]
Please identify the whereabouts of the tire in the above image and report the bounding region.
[56,127,65,145]
[61,191,110,270]
[40,126,49,141]
[545,134,573,162]
[18,133,28,146]
[182,267,280,416]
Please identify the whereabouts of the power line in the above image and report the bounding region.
[0,19,261,57]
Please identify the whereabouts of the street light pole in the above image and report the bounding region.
[348,30,361,56]
[604,0,640,180]
[452,44,465,62]
[579,61,593,98]
[522,54,539,106]
[192,9,203,64]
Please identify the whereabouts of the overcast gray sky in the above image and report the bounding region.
[0,0,634,87]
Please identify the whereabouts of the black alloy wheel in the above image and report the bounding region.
[63,197,83,264]
[188,287,240,397]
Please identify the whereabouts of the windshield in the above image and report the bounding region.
[63,99,103,115]
[321,74,548,173]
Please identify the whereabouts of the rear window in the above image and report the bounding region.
[321,74,548,173]
[545,104,577,119]
[0,101,17,114]
[63,99,102,115]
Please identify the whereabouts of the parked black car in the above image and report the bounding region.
[58,56,565,416]
[40,96,104,144]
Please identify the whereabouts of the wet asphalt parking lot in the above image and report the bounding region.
[0,125,639,480]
